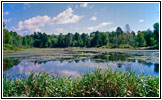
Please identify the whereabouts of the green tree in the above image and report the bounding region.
[143,29,153,46]
[91,31,102,47]
[116,27,123,36]
[120,32,127,44]
[128,33,135,46]
[51,39,58,48]
[33,32,49,48]
[136,31,146,47]
[65,33,73,47]
[101,32,109,46]
[116,27,123,45]
[4,31,11,44]
[150,36,157,46]
[23,37,28,46]
[153,23,159,48]
[81,33,88,47]
[58,33,65,47]
[73,32,83,47]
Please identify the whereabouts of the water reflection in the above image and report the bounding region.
[92,52,131,62]
[117,63,122,68]
[33,60,49,65]
[3,59,20,71]
[3,52,159,79]
[154,64,159,73]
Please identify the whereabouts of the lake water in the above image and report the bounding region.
[3,49,159,79]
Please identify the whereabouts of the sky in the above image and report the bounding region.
[3,2,159,36]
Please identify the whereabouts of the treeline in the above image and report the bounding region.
[3,23,159,49]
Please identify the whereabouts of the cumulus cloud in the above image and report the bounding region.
[139,19,144,23]
[89,16,97,21]
[14,8,83,35]
[88,22,112,31]
[14,15,51,35]
[4,11,9,15]
[80,3,88,8]
[52,8,83,25]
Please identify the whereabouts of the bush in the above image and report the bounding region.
[3,68,159,97]
[119,44,133,48]
[3,44,21,53]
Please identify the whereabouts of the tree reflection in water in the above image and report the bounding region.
[3,59,20,71]
[3,51,159,80]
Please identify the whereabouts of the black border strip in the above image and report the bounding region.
[1,1,161,99]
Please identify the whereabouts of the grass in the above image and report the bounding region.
[3,44,34,53]
[3,67,159,97]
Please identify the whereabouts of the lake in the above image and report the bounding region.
[3,48,159,79]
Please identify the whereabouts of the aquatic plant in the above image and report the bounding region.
[3,67,159,97]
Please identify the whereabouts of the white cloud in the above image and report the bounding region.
[4,11,9,15]
[52,8,83,25]
[88,22,112,31]
[89,16,97,21]
[56,28,64,32]
[3,18,11,23]
[57,70,81,78]
[109,27,117,32]
[14,15,51,35]
[139,19,144,23]
[80,3,88,8]
[6,61,41,76]
[14,8,83,35]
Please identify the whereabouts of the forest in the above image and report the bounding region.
[3,22,159,50]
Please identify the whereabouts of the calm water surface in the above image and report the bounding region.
[3,50,159,79]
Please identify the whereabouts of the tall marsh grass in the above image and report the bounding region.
[3,68,159,97]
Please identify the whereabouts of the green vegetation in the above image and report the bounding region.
[3,44,21,53]
[3,22,159,52]
[3,68,159,97]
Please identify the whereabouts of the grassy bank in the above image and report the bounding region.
[3,44,158,54]
[3,68,159,97]
[3,44,34,53]
[3,44,21,53]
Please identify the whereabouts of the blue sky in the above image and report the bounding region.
[3,3,159,36]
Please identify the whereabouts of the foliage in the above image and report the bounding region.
[136,31,146,47]
[118,44,133,48]
[3,23,159,50]
[153,23,159,48]
[3,68,159,97]
[3,44,21,53]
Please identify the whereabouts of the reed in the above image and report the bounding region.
[3,67,159,97]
